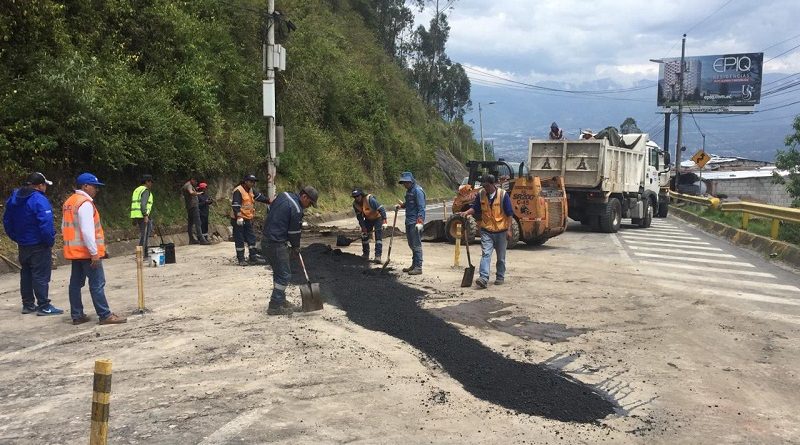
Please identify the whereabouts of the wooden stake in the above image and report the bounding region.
[454,222,462,268]
[90,359,112,445]
[135,246,144,312]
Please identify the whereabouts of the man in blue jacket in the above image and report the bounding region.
[2,172,64,315]
[395,172,425,275]
[351,188,387,263]
[262,186,318,315]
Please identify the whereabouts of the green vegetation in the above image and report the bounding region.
[679,203,800,246]
[0,0,483,234]
[774,115,800,208]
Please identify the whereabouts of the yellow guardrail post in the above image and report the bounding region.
[771,219,781,240]
[453,222,461,268]
[741,212,750,230]
[90,359,112,445]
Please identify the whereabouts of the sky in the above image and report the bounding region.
[416,0,800,87]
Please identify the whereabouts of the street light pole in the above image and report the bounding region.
[478,101,495,161]
[675,34,687,175]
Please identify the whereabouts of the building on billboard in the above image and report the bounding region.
[656,52,763,113]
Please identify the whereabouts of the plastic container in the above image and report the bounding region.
[148,247,165,267]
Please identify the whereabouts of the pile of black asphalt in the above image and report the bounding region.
[296,243,618,423]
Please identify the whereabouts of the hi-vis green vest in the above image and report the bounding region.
[130,185,153,219]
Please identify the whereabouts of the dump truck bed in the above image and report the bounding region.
[528,135,649,193]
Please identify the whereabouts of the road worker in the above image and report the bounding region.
[182,176,209,245]
[395,172,425,275]
[351,188,387,263]
[549,122,565,140]
[262,186,318,315]
[62,173,126,325]
[197,182,213,242]
[231,174,270,266]
[459,174,514,289]
[130,174,154,257]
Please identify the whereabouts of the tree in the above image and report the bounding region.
[620,117,641,134]
[775,115,800,207]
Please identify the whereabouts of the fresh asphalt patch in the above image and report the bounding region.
[296,243,618,423]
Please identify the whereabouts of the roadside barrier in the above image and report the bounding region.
[453,221,462,267]
[135,246,145,312]
[669,190,800,240]
[90,359,113,445]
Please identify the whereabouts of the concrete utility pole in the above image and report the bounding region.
[675,34,687,175]
[478,101,495,161]
[265,0,277,200]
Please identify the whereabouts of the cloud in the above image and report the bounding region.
[416,0,800,83]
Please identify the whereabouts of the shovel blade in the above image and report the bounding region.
[300,282,324,312]
[460,266,475,287]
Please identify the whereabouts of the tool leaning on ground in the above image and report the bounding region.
[460,216,475,287]
[381,207,399,271]
[296,250,324,312]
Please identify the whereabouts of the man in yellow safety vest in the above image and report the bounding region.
[130,174,154,256]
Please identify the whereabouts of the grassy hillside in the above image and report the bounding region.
[0,0,481,234]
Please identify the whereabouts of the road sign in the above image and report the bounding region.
[691,150,711,168]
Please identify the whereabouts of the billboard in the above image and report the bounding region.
[657,52,763,111]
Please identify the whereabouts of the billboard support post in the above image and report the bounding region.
[675,34,686,176]
[664,111,671,172]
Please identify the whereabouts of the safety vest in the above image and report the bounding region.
[62,193,106,259]
[130,185,153,218]
[359,194,383,221]
[233,185,255,220]
[479,188,510,232]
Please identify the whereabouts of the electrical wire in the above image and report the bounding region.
[765,42,800,64]
[464,66,655,95]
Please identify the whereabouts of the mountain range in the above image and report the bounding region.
[464,73,799,163]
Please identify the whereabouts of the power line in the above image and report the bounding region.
[765,42,800,64]
[467,75,652,103]
[684,0,735,35]
[464,65,655,95]
[761,32,800,52]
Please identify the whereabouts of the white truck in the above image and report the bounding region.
[527,134,671,233]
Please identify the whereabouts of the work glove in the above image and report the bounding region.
[236,217,244,226]
[415,218,424,233]
[382,219,387,226]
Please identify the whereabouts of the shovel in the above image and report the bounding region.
[460,217,475,287]
[296,250,324,312]
[382,207,399,271]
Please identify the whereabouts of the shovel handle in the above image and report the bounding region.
[296,250,312,284]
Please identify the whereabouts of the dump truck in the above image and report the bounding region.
[444,160,568,248]
[528,134,671,233]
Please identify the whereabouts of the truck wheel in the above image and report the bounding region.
[507,219,521,249]
[598,199,622,233]
[657,200,669,218]
[444,214,478,244]
[637,202,653,228]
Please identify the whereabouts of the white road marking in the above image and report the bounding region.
[628,245,736,258]
[199,406,272,445]
[644,228,690,235]
[633,252,755,267]
[619,234,709,245]
[637,268,799,292]
[624,240,724,251]
[639,260,775,278]
[610,234,633,263]
[653,280,800,307]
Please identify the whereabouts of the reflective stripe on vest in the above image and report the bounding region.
[130,185,153,218]
[234,185,256,220]
[479,188,510,232]
[62,193,106,259]
[360,194,383,221]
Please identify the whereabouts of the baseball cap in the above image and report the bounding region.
[198,182,208,190]
[351,188,364,197]
[25,172,53,186]
[242,174,258,182]
[141,174,154,183]
[76,172,105,187]
[301,185,319,207]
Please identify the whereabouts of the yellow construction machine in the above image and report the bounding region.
[444,160,568,248]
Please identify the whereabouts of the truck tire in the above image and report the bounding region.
[637,202,653,228]
[657,200,669,218]
[445,214,478,244]
[598,199,622,233]
[506,218,521,249]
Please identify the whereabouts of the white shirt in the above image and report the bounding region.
[75,190,99,256]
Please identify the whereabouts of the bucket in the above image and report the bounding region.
[148,247,165,267]
[160,243,176,264]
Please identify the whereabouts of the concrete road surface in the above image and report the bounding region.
[0,214,798,444]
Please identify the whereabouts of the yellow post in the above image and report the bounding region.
[90,359,113,445]
[741,212,750,231]
[770,219,780,240]
[453,222,462,268]
[135,246,144,312]
[443,201,448,220]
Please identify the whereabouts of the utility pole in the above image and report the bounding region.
[478,102,485,161]
[675,34,686,177]
[264,0,277,200]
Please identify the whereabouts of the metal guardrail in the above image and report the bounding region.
[668,190,800,239]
